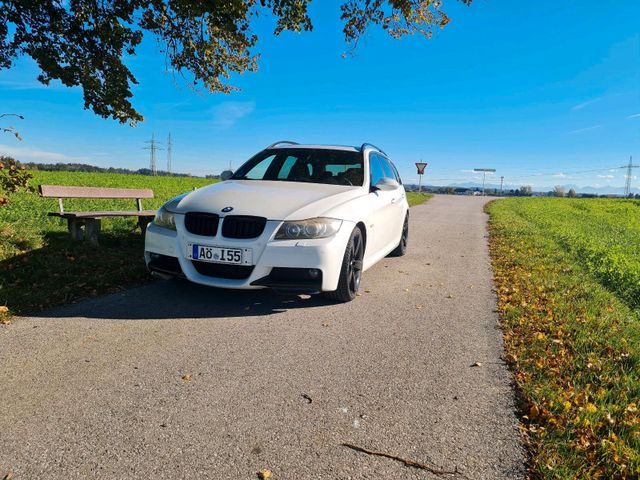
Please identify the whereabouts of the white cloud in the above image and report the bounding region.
[212,101,255,128]
[571,97,604,111]
[461,169,476,173]
[552,172,567,178]
[567,125,603,135]
[598,174,614,179]
[0,144,87,162]
[627,113,640,119]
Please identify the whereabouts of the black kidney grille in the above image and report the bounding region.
[221,216,267,239]
[185,212,219,236]
[192,261,254,280]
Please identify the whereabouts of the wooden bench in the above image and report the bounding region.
[39,185,157,245]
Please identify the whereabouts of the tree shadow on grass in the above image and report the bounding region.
[1,230,152,315]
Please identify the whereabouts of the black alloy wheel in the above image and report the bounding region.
[324,226,364,302]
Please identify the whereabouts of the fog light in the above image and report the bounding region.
[308,268,320,279]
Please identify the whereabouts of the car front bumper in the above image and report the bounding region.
[144,218,354,292]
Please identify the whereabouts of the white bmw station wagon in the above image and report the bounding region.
[144,142,409,302]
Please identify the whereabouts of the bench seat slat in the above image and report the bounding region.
[48,210,157,218]
[39,185,154,199]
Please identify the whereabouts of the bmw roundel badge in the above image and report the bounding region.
[221,206,234,213]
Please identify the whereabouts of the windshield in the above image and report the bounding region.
[231,148,364,186]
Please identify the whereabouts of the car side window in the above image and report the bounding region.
[369,154,386,188]
[385,158,402,184]
[379,157,396,181]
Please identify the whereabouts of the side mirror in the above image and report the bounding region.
[374,177,400,191]
[220,170,234,181]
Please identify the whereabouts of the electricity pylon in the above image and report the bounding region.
[143,133,163,175]
[167,133,173,174]
[623,156,638,197]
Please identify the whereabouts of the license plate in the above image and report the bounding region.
[186,244,252,265]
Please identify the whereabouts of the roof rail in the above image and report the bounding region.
[359,143,387,156]
[267,140,299,149]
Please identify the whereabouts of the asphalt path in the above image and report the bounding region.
[0,195,525,479]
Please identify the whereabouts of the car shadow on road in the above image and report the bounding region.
[38,278,336,320]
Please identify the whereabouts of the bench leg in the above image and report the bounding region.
[67,218,85,241]
[85,219,101,246]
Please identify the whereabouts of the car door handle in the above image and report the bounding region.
[391,197,397,204]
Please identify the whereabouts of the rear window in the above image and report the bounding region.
[231,148,364,186]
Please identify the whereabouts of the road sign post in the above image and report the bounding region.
[415,161,428,194]
[473,168,496,196]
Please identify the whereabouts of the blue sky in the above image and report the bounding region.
[0,0,639,191]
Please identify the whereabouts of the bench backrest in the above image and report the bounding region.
[39,184,154,214]
[39,185,154,199]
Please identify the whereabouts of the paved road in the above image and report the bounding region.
[0,195,525,480]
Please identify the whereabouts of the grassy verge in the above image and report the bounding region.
[406,192,433,207]
[486,198,639,479]
[1,171,213,318]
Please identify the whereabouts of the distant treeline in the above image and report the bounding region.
[18,161,214,178]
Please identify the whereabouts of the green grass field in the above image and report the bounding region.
[406,191,433,207]
[0,171,213,318]
[487,198,639,479]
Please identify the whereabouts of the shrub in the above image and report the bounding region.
[0,156,34,205]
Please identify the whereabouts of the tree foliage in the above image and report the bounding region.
[553,185,566,197]
[0,156,34,206]
[515,185,533,197]
[0,0,471,124]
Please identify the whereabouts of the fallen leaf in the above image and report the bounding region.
[0,306,8,314]
[470,362,482,367]
[181,374,192,381]
[529,404,540,419]
[258,470,272,479]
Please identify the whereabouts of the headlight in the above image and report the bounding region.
[275,217,342,240]
[153,206,176,230]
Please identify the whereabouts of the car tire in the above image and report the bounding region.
[324,226,364,302]
[388,213,409,257]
